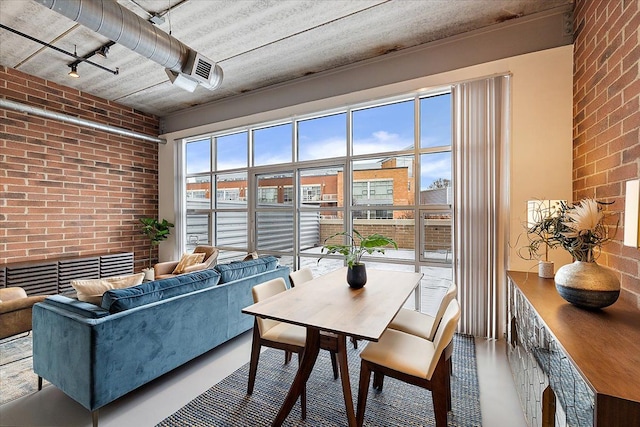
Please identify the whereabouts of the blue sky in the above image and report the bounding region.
[186,93,452,189]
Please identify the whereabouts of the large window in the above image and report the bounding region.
[183,90,453,291]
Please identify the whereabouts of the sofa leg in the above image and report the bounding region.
[38,376,43,391]
[92,410,99,427]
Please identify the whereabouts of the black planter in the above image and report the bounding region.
[347,263,367,289]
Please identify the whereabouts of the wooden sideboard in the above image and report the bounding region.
[507,271,640,427]
[0,252,134,296]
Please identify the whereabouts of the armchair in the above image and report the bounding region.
[154,246,219,280]
[0,287,48,339]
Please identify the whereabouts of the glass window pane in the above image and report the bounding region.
[347,214,414,261]
[216,211,248,249]
[300,166,343,209]
[257,211,294,252]
[421,211,452,265]
[257,172,293,206]
[216,172,247,208]
[254,123,292,166]
[217,132,247,170]
[186,214,209,253]
[186,176,211,210]
[186,139,211,174]
[420,93,451,148]
[298,113,346,161]
[352,100,414,155]
[352,156,415,207]
[419,152,452,205]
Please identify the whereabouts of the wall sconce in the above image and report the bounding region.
[624,179,639,248]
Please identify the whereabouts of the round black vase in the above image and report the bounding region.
[347,264,367,289]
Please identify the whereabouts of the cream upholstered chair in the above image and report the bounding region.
[388,283,458,340]
[356,299,461,427]
[247,277,338,419]
[154,245,219,280]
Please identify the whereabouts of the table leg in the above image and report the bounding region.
[272,327,321,426]
[336,334,357,427]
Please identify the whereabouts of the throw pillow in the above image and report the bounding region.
[172,252,206,274]
[71,272,145,305]
[243,251,258,261]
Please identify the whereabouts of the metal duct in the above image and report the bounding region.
[0,98,165,144]
[35,0,222,90]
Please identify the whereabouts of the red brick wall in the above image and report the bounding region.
[573,0,640,305]
[0,67,160,271]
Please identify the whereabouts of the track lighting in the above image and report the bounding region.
[95,45,109,58]
[68,64,79,78]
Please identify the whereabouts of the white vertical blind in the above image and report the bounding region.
[453,75,510,339]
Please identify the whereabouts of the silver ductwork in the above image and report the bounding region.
[35,0,222,91]
[0,98,165,144]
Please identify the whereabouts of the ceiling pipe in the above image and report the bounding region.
[34,0,222,90]
[0,98,165,144]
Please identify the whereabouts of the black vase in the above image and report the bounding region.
[347,263,367,289]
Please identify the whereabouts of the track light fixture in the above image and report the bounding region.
[68,63,79,78]
[95,45,109,58]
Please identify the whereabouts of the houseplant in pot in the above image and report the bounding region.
[517,200,564,278]
[139,217,174,281]
[319,229,398,288]
[527,199,620,309]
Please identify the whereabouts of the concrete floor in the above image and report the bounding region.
[0,331,526,427]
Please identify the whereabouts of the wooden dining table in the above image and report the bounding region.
[242,267,423,427]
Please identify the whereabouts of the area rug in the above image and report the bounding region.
[158,334,481,426]
[0,333,47,406]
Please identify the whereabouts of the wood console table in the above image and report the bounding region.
[507,271,640,427]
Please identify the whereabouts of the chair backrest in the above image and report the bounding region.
[252,277,288,336]
[427,283,458,340]
[193,246,219,268]
[425,299,460,380]
[289,267,314,287]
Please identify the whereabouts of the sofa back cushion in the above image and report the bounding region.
[215,256,278,284]
[102,269,221,313]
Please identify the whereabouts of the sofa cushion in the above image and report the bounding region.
[172,252,206,274]
[101,269,221,313]
[214,256,278,284]
[71,273,145,305]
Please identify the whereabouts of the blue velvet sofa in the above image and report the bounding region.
[32,257,290,426]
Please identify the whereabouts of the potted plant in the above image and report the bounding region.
[517,200,564,278]
[139,217,174,280]
[524,198,620,309]
[319,229,398,288]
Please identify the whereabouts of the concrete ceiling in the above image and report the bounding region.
[0,0,572,118]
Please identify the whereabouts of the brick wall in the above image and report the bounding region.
[573,0,640,305]
[0,66,160,272]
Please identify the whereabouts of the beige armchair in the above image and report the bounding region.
[0,287,48,339]
[153,246,219,280]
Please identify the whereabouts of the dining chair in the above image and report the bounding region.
[355,299,461,427]
[289,267,360,350]
[247,277,339,418]
[388,282,458,340]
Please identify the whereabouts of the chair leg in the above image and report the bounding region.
[247,323,262,395]
[373,372,385,391]
[285,350,292,364]
[446,358,452,411]
[297,352,307,419]
[330,351,339,379]
[431,360,450,427]
[350,336,358,349]
[356,360,372,427]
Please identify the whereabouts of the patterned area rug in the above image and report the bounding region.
[0,333,47,406]
[158,334,481,427]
